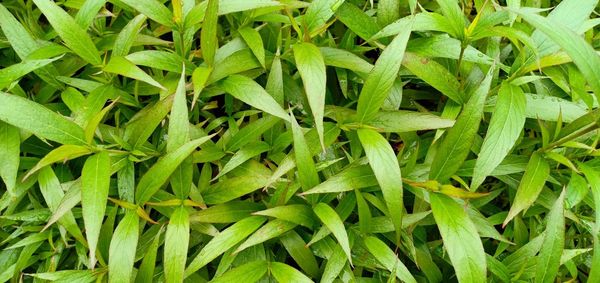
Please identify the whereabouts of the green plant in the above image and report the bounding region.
[0,0,599,282]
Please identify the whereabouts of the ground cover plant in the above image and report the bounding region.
[1,0,600,282]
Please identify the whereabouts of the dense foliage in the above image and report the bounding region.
[1,0,600,282]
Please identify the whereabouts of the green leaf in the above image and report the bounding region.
[402,52,462,103]
[85,99,117,144]
[44,181,83,231]
[81,151,111,267]
[32,0,102,65]
[0,122,19,195]
[429,67,494,182]
[356,22,411,122]
[210,261,268,283]
[123,95,174,149]
[184,216,266,277]
[236,219,297,254]
[167,69,189,153]
[503,152,550,226]
[239,26,266,68]
[0,58,59,89]
[0,4,61,88]
[430,193,486,282]
[321,245,347,283]
[201,0,219,66]
[253,205,317,229]
[534,190,565,283]
[582,162,600,280]
[108,210,139,283]
[436,0,466,39]
[75,0,106,29]
[377,0,401,27]
[192,66,212,108]
[357,128,403,243]
[301,164,377,195]
[164,206,190,283]
[38,167,85,243]
[219,75,289,120]
[29,270,97,283]
[119,0,174,27]
[363,236,417,283]
[190,201,264,223]
[125,51,190,73]
[335,2,380,40]
[135,226,163,283]
[513,8,600,102]
[472,82,526,190]
[280,231,320,278]
[313,203,352,265]
[25,145,93,180]
[112,14,147,57]
[104,56,166,90]
[293,42,327,149]
[269,262,313,283]
[0,92,87,145]
[215,142,270,179]
[290,114,320,192]
[135,135,214,204]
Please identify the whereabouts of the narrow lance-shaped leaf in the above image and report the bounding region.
[136,135,214,204]
[219,75,289,120]
[201,0,219,66]
[235,219,297,254]
[580,163,600,280]
[38,167,86,244]
[313,203,352,265]
[402,52,463,103]
[280,230,320,278]
[534,190,565,283]
[75,0,107,29]
[321,245,347,283]
[81,151,111,267]
[356,21,412,122]
[0,92,87,145]
[239,26,266,68]
[0,122,19,195]
[293,42,327,149]
[269,262,313,283]
[357,128,403,243]
[430,193,486,282]
[436,0,466,39]
[32,0,102,65]
[112,14,147,57]
[429,67,494,182]
[164,206,190,283]
[364,236,417,283]
[123,95,174,149]
[0,58,59,89]
[377,0,401,27]
[135,226,164,283]
[513,8,600,102]
[210,261,268,283]
[184,216,266,277]
[472,82,526,190]
[25,145,93,180]
[167,68,189,153]
[119,0,174,27]
[503,152,550,226]
[191,66,212,109]
[104,56,165,90]
[290,114,320,192]
[108,210,139,283]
